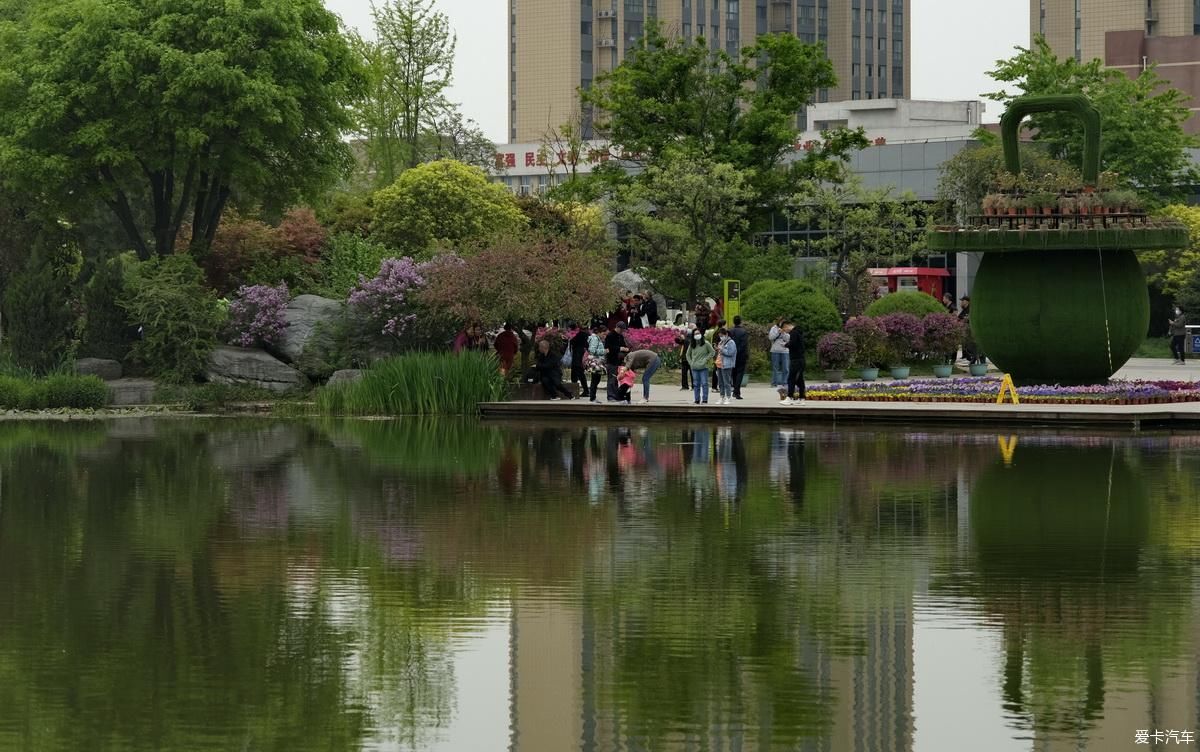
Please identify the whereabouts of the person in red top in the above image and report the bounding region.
[493,323,520,375]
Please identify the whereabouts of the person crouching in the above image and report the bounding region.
[535,339,574,400]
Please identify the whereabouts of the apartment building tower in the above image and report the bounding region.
[508,0,912,143]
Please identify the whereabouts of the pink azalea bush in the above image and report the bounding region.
[816,332,857,370]
[921,313,965,363]
[227,283,290,348]
[348,258,428,338]
[844,316,887,368]
[877,312,923,365]
[625,327,682,352]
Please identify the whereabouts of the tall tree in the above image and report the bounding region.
[986,37,1199,196]
[613,152,755,303]
[422,111,495,173]
[350,0,457,185]
[0,0,363,260]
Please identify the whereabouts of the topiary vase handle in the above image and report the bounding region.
[1000,94,1101,186]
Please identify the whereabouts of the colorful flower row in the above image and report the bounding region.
[807,377,1200,405]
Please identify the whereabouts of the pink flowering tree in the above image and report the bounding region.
[348,258,429,340]
[227,283,290,348]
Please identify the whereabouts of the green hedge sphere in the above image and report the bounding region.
[971,249,1148,385]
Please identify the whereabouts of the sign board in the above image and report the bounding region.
[723,279,741,322]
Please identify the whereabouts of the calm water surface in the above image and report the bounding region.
[0,418,1198,751]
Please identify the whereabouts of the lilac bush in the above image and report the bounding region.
[227,283,289,348]
[348,257,428,338]
[877,312,924,365]
[844,316,887,368]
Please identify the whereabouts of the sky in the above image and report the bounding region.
[324,0,1032,143]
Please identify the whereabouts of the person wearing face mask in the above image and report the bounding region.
[685,328,715,405]
[1169,305,1188,364]
[715,328,737,405]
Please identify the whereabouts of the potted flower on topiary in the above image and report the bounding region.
[877,312,923,379]
[921,312,965,378]
[844,316,886,381]
[817,332,856,383]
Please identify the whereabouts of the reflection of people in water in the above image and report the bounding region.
[768,429,806,506]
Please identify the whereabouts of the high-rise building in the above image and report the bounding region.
[1031,0,1194,64]
[1032,0,1200,133]
[508,0,912,143]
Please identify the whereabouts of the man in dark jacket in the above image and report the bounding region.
[628,295,645,329]
[641,291,659,328]
[604,321,629,402]
[730,316,750,399]
[783,321,806,404]
[568,322,590,395]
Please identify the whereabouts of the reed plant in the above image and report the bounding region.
[0,374,109,410]
[315,352,506,416]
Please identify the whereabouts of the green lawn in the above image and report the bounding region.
[1134,337,1172,359]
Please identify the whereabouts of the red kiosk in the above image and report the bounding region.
[868,267,951,300]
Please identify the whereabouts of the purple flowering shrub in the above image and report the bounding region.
[816,332,857,370]
[227,283,290,348]
[348,258,428,339]
[844,316,887,368]
[877,312,923,365]
[921,313,965,363]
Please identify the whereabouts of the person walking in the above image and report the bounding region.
[730,316,750,400]
[569,322,590,393]
[605,321,630,402]
[768,317,790,389]
[624,349,662,403]
[534,339,575,400]
[783,321,806,404]
[715,328,737,405]
[686,329,715,405]
[1170,306,1188,364]
[585,322,609,402]
[493,323,520,375]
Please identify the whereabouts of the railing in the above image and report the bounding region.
[598,38,616,47]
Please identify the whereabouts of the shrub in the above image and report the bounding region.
[743,322,771,378]
[0,374,107,409]
[315,352,506,416]
[348,257,428,341]
[740,279,842,352]
[817,332,857,370]
[921,312,965,363]
[371,160,528,256]
[41,374,108,409]
[864,291,945,318]
[845,316,887,368]
[121,254,222,382]
[80,252,137,360]
[878,312,924,365]
[317,233,393,299]
[227,283,290,348]
[2,239,79,374]
[199,208,326,293]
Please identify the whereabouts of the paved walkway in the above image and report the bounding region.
[481,357,1200,429]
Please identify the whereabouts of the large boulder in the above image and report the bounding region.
[270,295,344,366]
[206,346,308,394]
[107,378,157,406]
[76,358,123,381]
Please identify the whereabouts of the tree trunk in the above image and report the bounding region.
[99,167,151,261]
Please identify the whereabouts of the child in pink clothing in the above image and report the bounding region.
[616,366,637,404]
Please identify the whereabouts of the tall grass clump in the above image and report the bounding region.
[0,374,108,410]
[316,352,506,416]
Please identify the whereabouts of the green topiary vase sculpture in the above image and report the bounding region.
[928,94,1187,385]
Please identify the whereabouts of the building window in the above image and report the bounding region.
[800,32,816,42]
[852,62,860,76]
[852,90,861,99]
[852,35,860,52]
[800,4,816,20]
[879,63,886,78]
[698,23,704,37]
[625,0,642,13]
[581,20,592,35]
[683,21,691,35]
[852,7,859,26]
[893,45,902,63]
[1040,0,1046,36]
[878,9,885,23]
[878,37,885,50]
[1074,0,1081,60]
[648,0,657,17]
[582,49,593,64]
[866,63,872,76]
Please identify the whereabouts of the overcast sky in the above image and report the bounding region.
[324,0,1031,143]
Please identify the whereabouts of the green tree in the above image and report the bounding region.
[350,0,457,184]
[789,180,924,316]
[371,160,527,256]
[584,22,864,205]
[985,37,1198,196]
[1141,204,1200,300]
[2,236,80,373]
[120,254,221,382]
[936,133,1081,221]
[0,0,363,259]
[613,153,755,303]
[80,252,137,360]
[422,111,495,173]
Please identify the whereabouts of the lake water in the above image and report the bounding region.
[0,418,1197,752]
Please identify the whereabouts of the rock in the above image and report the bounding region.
[271,295,344,366]
[107,378,158,406]
[75,358,123,381]
[327,369,364,387]
[206,346,308,394]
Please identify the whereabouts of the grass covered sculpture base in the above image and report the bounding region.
[971,248,1148,385]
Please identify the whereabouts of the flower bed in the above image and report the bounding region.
[807,377,1200,405]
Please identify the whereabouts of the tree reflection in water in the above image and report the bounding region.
[0,419,1196,751]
